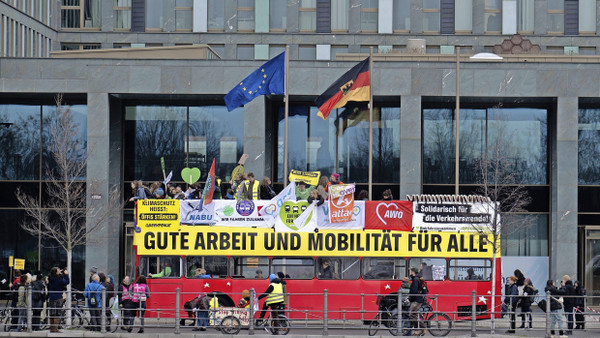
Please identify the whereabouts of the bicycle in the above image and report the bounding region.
[1,306,14,332]
[411,296,452,337]
[265,304,290,335]
[368,293,409,336]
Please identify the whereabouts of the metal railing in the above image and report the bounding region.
[0,287,598,336]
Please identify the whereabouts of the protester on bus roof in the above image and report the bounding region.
[381,189,393,201]
[150,181,165,199]
[213,177,223,199]
[260,177,277,200]
[317,176,329,200]
[239,172,260,200]
[326,173,343,192]
[295,180,315,200]
[224,188,235,199]
[173,185,186,199]
[129,181,147,202]
[358,189,369,200]
[307,189,324,206]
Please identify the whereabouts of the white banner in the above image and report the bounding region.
[289,201,318,232]
[258,180,297,227]
[412,201,499,232]
[502,256,549,300]
[180,200,215,225]
[213,200,271,227]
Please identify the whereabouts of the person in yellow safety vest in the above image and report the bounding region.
[256,274,285,326]
[239,172,260,200]
[208,293,219,326]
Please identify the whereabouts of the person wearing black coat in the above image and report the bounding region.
[545,280,565,337]
[307,189,324,206]
[518,278,535,329]
[573,280,586,329]
[31,272,47,331]
[504,276,519,334]
[559,276,575,334]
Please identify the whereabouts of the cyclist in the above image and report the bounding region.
[256,274,285,326]
[407,267,426,335]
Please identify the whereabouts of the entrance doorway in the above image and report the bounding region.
[585,226,600,305]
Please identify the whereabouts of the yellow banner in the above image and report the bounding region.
[288,170,320,186]
[13,258,25,270]
[137,199,180,231]
[8,255,13,267]
[134,227,498,258]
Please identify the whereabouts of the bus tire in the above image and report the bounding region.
[427,312,452,337]
[220,315,241,335]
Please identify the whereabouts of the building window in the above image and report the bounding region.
[61,0,101,29]
[61,43,101,50]
[360,0,378,33]
[423,0,440,32]
[236,44,254,60]
[393,0,410,32]
[484,0,501,33]
[146,0,164,30]
[455,0,472,33]
[423,106,548,185]
[298,45,316,60]
[547,0,564,33]
[275,104,400,184]
[299,0,316,32]
[517,0,534,33]
[114,0,131,30]
[270,0,287,31]
[238,0,255,32]
[175,0,192,31]
[208,0,225,31]
[331,0,349,32]
[579,109,600,184]
[124,104,244,183]
[579,0,596,34]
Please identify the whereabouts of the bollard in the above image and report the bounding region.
[249,289,255,335]
[396,290,402,334]
[175,288,181,334]
[361,293,365,322]
[323,289,328,336]
[471,290,476,337]
[26,285,32,333]
[545,291,551,338]
[583,293,587,332]
[101,288,107,333]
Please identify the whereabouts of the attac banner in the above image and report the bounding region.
[329,184,355,223]
[288,170,320,186]
[134,227,497,258]
[365,201,413,231]
[137,199,181,231]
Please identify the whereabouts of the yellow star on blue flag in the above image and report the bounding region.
[224,52,286,111]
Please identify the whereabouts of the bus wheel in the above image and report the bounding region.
[220,316,241,335]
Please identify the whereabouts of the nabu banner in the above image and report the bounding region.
[134,227,498,258]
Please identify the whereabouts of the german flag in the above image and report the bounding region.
[315,58,370,120]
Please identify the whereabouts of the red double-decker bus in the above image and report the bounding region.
[132,200,502,322]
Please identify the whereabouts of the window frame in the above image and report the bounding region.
[447,258,493,281]
[138,255,183,279]
[113,0,132,31]
[271,257,315,280]
[61,0,101,30]
[229,256,270,279]
[175,1,193,32]
[185,256,229,278]
[361,257,407,280]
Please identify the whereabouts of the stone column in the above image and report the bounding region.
[400,95,422,199]
[551,97,578,280]
[243,96,266,178]
[86,92,121,282]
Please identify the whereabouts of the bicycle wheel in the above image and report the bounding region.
[2,310,12,332]
[220,315,241,335]
[268,315,290,335]
[368,314,380,336]
[107,315,119,333]
[427,312,452,337]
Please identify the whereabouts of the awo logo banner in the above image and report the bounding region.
[365,201,413,231]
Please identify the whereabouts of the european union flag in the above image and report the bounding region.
[224,52,285,111]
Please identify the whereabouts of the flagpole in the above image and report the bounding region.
[284,46,290,186]
[368,48,373,200]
